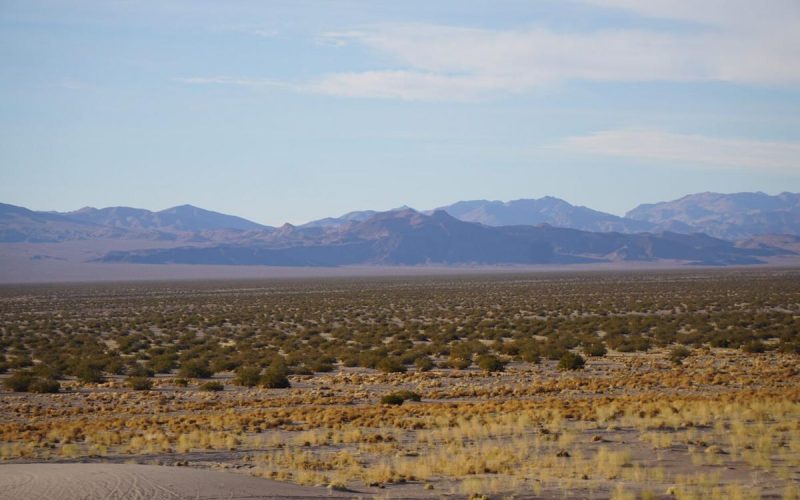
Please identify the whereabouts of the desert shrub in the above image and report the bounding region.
[261,365,291,389]
[414,356,435,372]
[542,343,568,361]
[148,355,176,374]
[742,340,766,353]
[393,389,421,402]
[73,360,105,384]
[31,363,64,380]
[178,359,213,379]
[126,363,154,378]
[173,378,189,387]
[557,352,585,371]
[668,346,692,365]
[200,381,224,392]
[520,345,541,364]
[234,366,262,387]
[477,354,505,372]
[583,342,607,357]
[4,371,33,392]
[381,394,404,405]
[3,372,60,393]
[308,359,335,373]
[376,357,407,373]
[28,378,61,393]
[380,390,421,405]
[126,376,153,391]
[448,357,472,369]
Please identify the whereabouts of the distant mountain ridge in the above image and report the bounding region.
[101,208,785,267]
[66,204,270,232]
[304,192,800,241]
[626,192,800,240]
[433,197,652,233]
[1,191,799,268]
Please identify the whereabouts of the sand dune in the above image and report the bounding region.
[0,463,353,499]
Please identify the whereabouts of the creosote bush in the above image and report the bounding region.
[261,365,290,389]
[376,357,406,373]
[200,381,224,392]
[668,346,692,365]
[380,390,421,405]
[178,360,213,379]
[557,352,585,371]
[126,376,153,391]
[477,354,505,372]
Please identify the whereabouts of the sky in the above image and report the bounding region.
[1,0,799,226]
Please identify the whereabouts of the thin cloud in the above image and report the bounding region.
[174,76,287,88]
[178,1,800,101]
[561,129,800,173]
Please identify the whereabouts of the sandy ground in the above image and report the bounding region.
[0,463,354,499]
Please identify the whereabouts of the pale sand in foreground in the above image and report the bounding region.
[0,463,354,499]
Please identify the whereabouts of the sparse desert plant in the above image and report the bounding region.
[28,378,61,393]
[477,354,505,372]
[234,366,262,387]
[380,390,421,405]
[261,365,290,389]
[377,357,406,373]
[742,340,766,353]
[200,381,224,391]
[126,376,153,391]
[3,371,33,392]
[669,346,692,365]
[583,342,607,357]
[557,352,585,371]
[178,359,213,379]
[414,356,435,372]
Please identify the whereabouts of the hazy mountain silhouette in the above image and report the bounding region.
[101,208,783,266]
[626,192,800,240]
[435,197,652,233]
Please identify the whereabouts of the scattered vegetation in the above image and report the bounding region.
[0,270,798,497]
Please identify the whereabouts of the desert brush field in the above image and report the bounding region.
[1,270,799,499]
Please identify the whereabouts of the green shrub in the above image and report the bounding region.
[4,372,33,392]
[448,357,472,370]
[376,357,407,373]
[260,366,290,389]
[557,352,585,371]
[742,340,766,353]
[173,378,189,387]
[380,390,421,405]
[74,361,105,384]
[126,376,153,391]
[380,394,405,405]
[3,372,60,393]
[668,346,692,365]
[414,356,435,372]
[200,381,224,391]
[234,366,262,387]
[178,360,213,379]
[477,355,505,372]
[583,342,607,357]
[393,390,421,402]
[28,378,61,394]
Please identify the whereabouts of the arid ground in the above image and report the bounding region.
[1,270,799,499]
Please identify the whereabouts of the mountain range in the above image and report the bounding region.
[1,191,799,268]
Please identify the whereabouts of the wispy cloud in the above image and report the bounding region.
[560,129,800,173]
[174,76,286,88]
[179,0,800,101]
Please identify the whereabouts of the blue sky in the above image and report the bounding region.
[1,0,799,226]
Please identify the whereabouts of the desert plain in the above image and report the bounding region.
[1,270,799,499]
